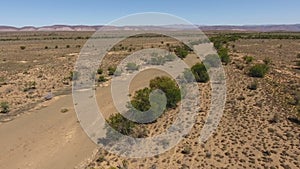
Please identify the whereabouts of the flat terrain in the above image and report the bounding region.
[0,31,299,169]
[0,95,96,169]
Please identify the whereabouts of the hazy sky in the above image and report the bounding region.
[1,0,300,27]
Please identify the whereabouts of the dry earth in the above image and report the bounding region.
[0,32,299,169]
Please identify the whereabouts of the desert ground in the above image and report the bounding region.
[0,31,299,169]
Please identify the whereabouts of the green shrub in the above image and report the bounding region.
[218,47,230,64]
[97,68,103,74]
[130,76,181,112]
[150,76,181,108]
[249,64,269,78]
[0,102,9,114]
[69,71,79,81]
[107,113,135,135]
[66,45,70,48]
[45,46,48,49]
[243,55,254,64]
[114,69,122,76]
[182,145,191,154]
[20,46,26,50]
[175,46,189,59]
[98,75,107,82]
[131,88,152,112]
[191,63,209,83]
[23,81,37,92]
[108,66,116,76]
[126,62,139,71]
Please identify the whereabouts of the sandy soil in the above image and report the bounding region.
[0,95,96,169]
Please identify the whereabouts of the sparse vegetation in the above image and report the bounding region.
[181,145,191,154]
[218,47,230,64]
[23,81,37,92]
[191,63,209,83]
[69,71,79,80]
[263,57,271,65]
[0,101,9,114]
[174,46,189,59]
[107,113,135,135]
[108,66,116,76]
[98,75,107,82]
[126,62,139,71]
[149,76,181,109]
[243,55,254,64]
[97,68,103,75]
[247,80,258,90]
[20,46,26,50]
[131,87,152,112]
[249,63,269,78]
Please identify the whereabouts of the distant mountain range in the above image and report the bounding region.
[0,24,300,32]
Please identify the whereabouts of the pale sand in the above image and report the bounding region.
[0,95,96,169]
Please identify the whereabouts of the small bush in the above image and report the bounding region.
[126,62,139,71]
[20,46,26,50]
[148,56,166,65]
[243,55,254,64]
[114,69,122,76]
[0,102,9,114]
[181,145,191,154]
[218,47,230,64]
[150,76,181,109]
[263,57,271,65]
[23,81,37,92]
[108,66,116,76]
[98,75,107,82]
[131,88,152,112]
[249,64,269,78]
[191,63,209,83]
[55,45,58,49]
[66,45,70,48]
[97,68,103,75]
[107,113,135,135]
[248,81,258,90]
[69,71,79,81]
[175,46,189,59]
[45,46,48,49]
[236,64,244,70]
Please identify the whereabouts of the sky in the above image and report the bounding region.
[1,0,300,27]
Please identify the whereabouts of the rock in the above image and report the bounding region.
[44,92,53,100]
